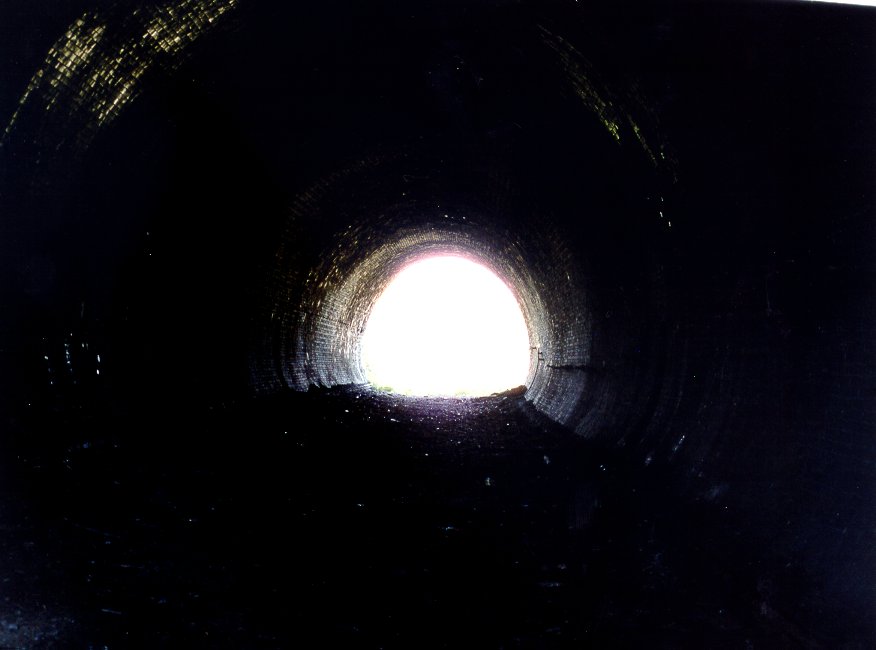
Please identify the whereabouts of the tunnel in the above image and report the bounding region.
[0,1,873,647]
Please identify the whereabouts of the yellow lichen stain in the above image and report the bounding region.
[3,0,239,149]
[537,25,677,183]
[629,118,658,167]
[4,14,106,140]
[538,25,622,144]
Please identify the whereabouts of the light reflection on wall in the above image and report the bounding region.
[3,0,238,150]
[538,24,675,178]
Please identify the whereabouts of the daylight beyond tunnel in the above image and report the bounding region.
[360,255,531,397]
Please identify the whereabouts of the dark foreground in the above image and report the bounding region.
[0,386,867,648]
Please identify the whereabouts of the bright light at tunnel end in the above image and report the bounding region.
[361,255,531,397]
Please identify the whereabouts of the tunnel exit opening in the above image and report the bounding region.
[360,255,531,397]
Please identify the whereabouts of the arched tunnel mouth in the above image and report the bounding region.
[273,175,621,432]
[295,229,548,398]
[290,209,582,403]
[0,1,873,647]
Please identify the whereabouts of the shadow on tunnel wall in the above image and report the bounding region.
[0,0,873,647]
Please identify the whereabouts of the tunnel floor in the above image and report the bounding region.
[0,387,858,648]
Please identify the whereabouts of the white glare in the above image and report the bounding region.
[361,255,530,397]
[808,0,876,6]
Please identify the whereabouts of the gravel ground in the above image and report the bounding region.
[0,386,857,648]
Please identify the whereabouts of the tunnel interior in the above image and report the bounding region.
[0,1,874,647]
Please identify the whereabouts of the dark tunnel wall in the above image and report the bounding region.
[0,0,874,643]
